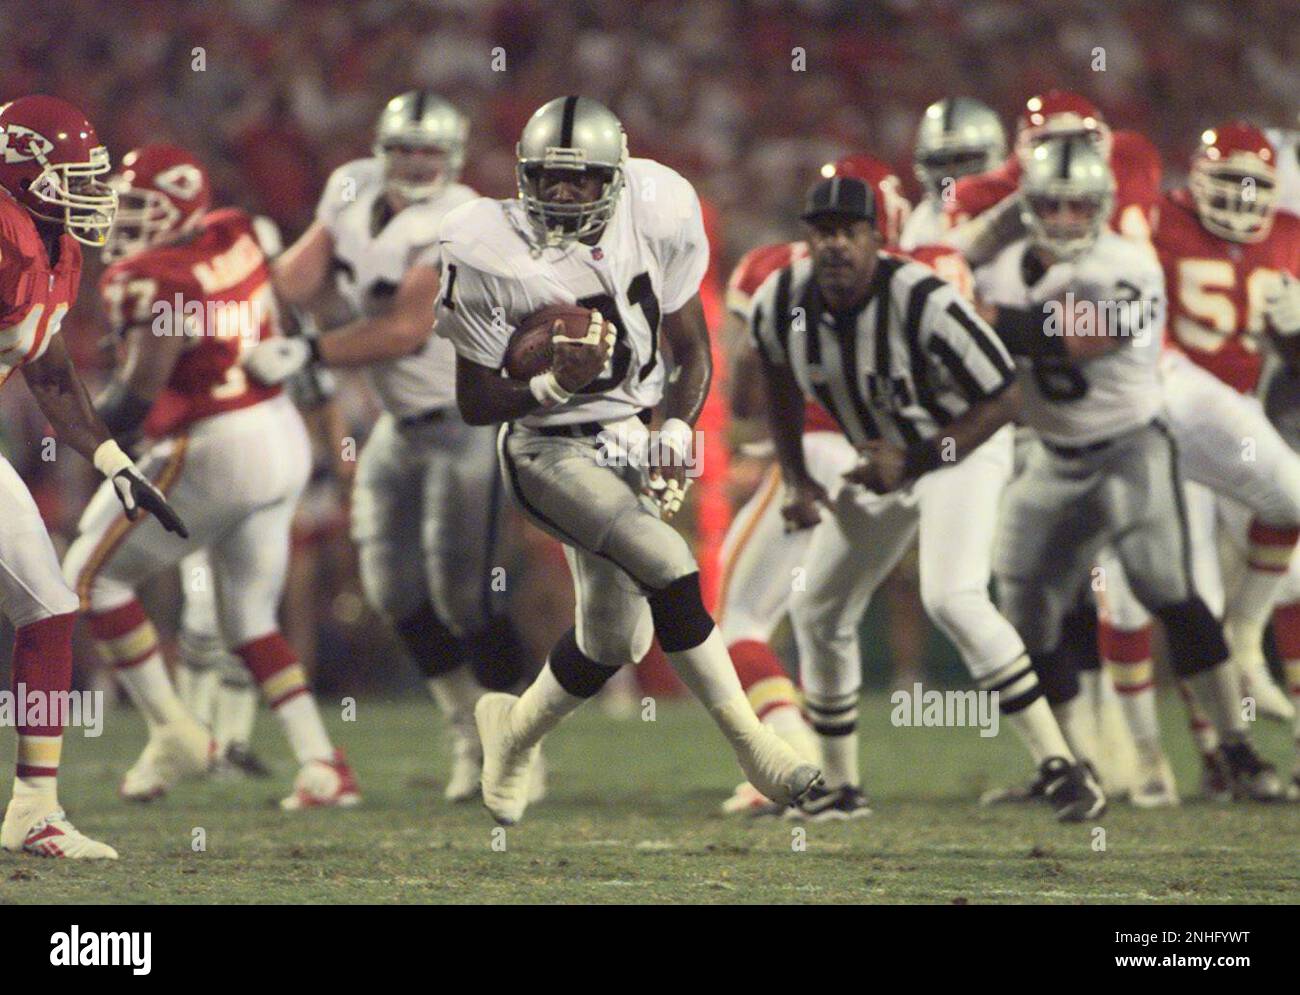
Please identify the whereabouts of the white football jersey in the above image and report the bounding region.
[316,157,478,419]
[1265,128,1300,217]
[434,157,709,428]
[976,231,1166,446]
[898,196,946,251]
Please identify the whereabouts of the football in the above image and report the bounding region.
[502,303,596,381]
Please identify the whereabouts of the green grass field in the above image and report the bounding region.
[3,693,1297,904]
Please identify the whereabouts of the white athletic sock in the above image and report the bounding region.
[175,666,218,728]
[977,658,1073,765]
[116,655,189,729]
[214,683,258,751]
[664,629,746,709]
[1004,697,1075,765]
[507,663,585,748]
[1051,696,1099,766]
[817,731,858,788]
[273,695,334,765]
[1184,663,1248,741]
[1105,657,1160,753]
[766,704,821,764]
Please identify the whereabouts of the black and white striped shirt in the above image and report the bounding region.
[749,253,1015,448]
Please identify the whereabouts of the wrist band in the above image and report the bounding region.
[659,417,693,456]
[529,371,572,408]
[93,439,133,479]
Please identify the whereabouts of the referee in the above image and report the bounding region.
[748,174,1104,822]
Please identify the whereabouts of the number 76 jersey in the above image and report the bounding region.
[434,157,709,428]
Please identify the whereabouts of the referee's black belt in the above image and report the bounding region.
[397,407,450,429]
[533,409,652,439]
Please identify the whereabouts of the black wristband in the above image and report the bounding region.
[993,307,1069,360]
[902,438,945,480]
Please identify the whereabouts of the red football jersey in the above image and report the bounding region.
[99,207,281,437]
[945,129,1162,242]
[1157,189,1300,393]
[0,188,82,390]
[726,239,974,434]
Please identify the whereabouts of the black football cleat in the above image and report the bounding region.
[1040,757,1106,822]
[221,743,272,779]
[1219,740,1283,801]
[785,784,873,822]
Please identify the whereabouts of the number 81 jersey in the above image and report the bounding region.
[435,157,709,428]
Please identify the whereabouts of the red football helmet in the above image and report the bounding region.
[1189,121,1278,244]
[1015,90,1111,162]
[0,94,116,246]
[102,143,211,262]
[820,154,911,246]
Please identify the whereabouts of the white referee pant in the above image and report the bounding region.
[789,425,1025,704]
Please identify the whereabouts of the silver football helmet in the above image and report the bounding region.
[516,96,627,248]
[914,97,1007,198]
[373,91,468,202]
[1020,135,1115,260]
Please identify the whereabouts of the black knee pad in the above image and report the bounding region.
[549,627,621,699]
[1154,597,1229,677]
[394,602,467,679]
[1030,650,1079,707]
[1059,599,1101,675]
[467,616,537,691]
[647,572,715,652]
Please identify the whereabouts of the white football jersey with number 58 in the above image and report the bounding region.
[434,157,709,428]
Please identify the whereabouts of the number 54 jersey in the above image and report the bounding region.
[434,157,709,428]
[975,231,1166,447]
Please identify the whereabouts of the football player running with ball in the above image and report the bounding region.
[435,96,822,825]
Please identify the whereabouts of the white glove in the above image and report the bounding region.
[1266,273,1300,338]
[243,336,315,386]
[644,418,694,519]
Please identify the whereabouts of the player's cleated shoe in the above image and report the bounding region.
[1219,741,1283,801]
[979,769,1048,806]
[120,718,216,801]
[1129,749,1179,808]
[444,728,483,803]
[785,783,872,822]
[475,692,541,826]
[1200,750,1234,803]
[217,742,272,780]
[720,781,785,818]
[1,802,118,860]
[729,724,822,806]
[1041,757,1106,822]
[279,750,361,811]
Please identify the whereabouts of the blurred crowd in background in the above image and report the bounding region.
[1,0,1296,695]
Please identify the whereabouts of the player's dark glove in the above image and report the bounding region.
[94,440,190,538]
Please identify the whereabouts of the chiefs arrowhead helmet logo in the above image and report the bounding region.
[154,163,205,201]
[0,124,54,164]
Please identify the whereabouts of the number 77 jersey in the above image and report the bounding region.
[1158,188,1300,393]
[434,157,709,428]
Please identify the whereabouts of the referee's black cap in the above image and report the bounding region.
[800,176,876,224]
